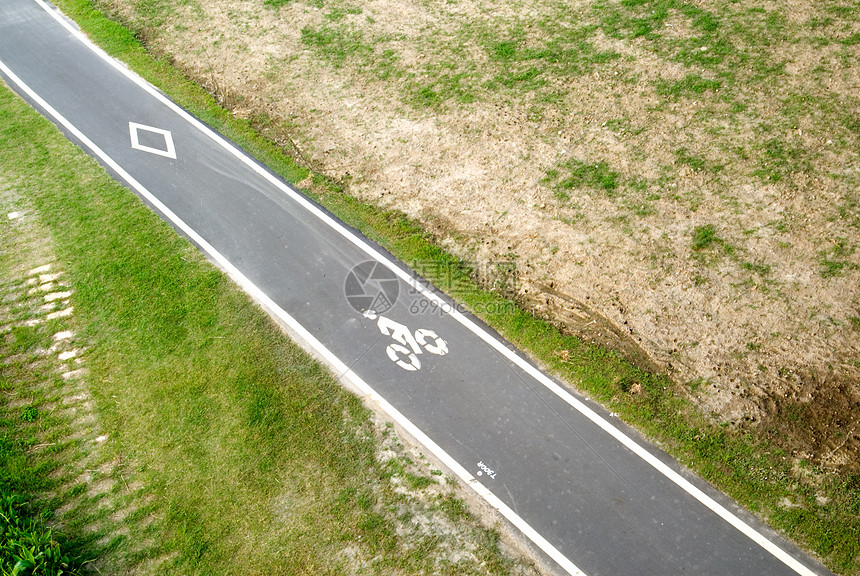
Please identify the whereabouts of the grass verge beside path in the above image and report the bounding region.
[0,82,532,574]
[12,1,860,574]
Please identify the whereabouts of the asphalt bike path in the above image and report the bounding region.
[0,1,834,574]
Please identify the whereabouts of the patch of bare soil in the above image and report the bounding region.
[366,414,542,576]
[96,0,858,470]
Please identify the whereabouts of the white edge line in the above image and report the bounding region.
[0,56,585,576]
[15,4,823,575]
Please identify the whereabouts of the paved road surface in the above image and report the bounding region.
[0,1,834,575]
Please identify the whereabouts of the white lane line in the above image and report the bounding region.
[16,4,824,575]
[0,54,586,576]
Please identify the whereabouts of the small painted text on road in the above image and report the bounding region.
[477,461,497,479]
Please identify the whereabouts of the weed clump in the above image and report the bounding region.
[0,490,79,576]
[20,407,38,423]
[691,224,719,250]
[547,159,621,200]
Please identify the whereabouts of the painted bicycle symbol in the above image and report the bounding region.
[363,310,448,371]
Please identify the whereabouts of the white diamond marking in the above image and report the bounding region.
[129,122,176,159]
